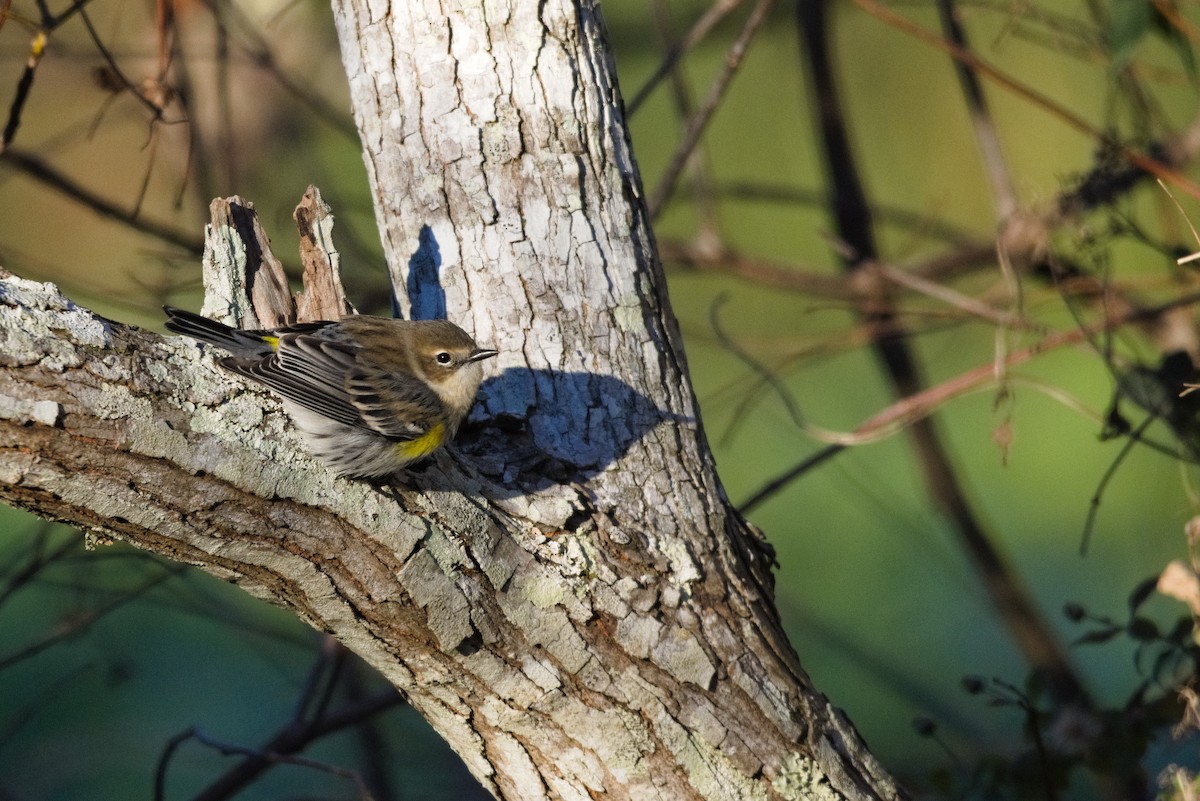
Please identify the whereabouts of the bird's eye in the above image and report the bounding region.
[436,352,452,365]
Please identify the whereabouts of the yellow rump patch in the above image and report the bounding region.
[395,422,447,461]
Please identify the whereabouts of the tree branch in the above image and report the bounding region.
[0,260,899,798]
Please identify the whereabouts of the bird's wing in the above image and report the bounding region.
[221,333,371,432]
[345,363,443,441]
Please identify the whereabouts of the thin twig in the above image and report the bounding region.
[152,637,403,801]
[156,723,385,801]
[1,0,106,152]
[1081,413,1156,556]
[0,148,204,255]
[935,0,1024,399]
[853,0,1200,199]
[207,0,237,189]
[184,689,404,801]
[648,0,776,218]
[628,0,746,114]
[1152,0,1200,45]
[705,179,982,245]
[740,290,1200,513]
[0,524,76,608]
[708,292,806,448]
[1,30,47,152]
[198,0,358,140]
[739,444,842,514]
[851,290,1200,441]
[78,7,170,121]
[935,0,1016,220]
[650,0,722,249]
[661,239,856,298]
[0,561,185,671]
[875,262,1023,328]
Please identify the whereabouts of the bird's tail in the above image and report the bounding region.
[163,306,276,357]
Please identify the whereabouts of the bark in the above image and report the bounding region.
[0,1,904,799]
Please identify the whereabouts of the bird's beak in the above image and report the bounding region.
[470,348,499,363]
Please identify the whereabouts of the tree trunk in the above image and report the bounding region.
[0,1,903,799]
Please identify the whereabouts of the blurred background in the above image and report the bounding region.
[1,0,1199,798]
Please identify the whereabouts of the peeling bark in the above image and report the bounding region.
[0,0,906,798]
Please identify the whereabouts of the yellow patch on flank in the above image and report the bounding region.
[395,422,447,461]
[261,335,280,350]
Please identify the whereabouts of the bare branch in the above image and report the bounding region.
[0,149,204,255]
[648,0,776,218]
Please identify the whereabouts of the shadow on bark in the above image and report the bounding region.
[441,368,692,494]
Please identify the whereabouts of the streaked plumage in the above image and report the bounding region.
[164,307,497,477]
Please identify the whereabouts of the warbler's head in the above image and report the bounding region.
[349,317,497,416]
[411,319,496,376]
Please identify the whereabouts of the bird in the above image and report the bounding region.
[164,306,498,477]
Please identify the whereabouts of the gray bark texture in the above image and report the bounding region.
[0,1,904,799]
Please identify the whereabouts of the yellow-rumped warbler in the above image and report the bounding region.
[164,306,498,477]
